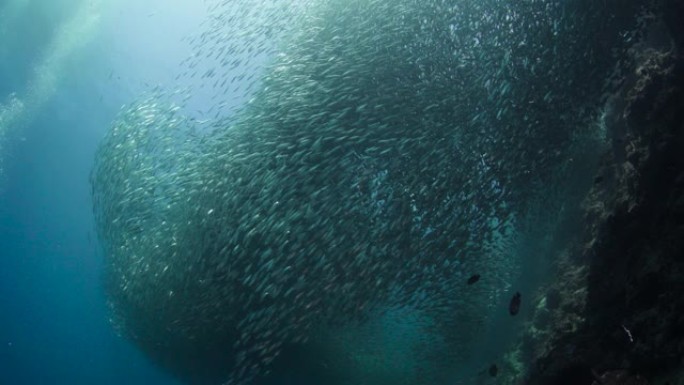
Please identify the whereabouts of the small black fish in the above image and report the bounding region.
[509,292,521,316]
[489,364,498,377]
[467,274,480,285]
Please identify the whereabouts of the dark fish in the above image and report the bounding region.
[489,364,498,377]
[467,274,480,285]
[509,292,521,316]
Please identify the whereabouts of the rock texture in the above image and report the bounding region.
[514,3,684,384]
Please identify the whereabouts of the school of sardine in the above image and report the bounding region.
[91,0,653,384]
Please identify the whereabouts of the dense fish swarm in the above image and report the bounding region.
[92,0,654,384]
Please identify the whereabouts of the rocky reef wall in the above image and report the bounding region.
[511,2,684,384]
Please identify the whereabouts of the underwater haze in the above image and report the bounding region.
[0,0,202,383]
[1,0,682,385]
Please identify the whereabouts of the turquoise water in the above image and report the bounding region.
[0,1,653,384]
[0,1,196,383]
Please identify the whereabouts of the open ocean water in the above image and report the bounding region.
[0,1,198,383]
[1,1,682,385]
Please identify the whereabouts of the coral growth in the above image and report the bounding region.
[504,5,684,384]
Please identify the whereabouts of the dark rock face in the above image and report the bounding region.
[592,370,650,385]
[580,46,684,377]
[522,4,684,384]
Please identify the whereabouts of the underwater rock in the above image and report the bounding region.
[518,4,684,384]
[545,289,561,311]
[591,370,650,385]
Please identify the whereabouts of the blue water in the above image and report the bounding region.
[0,0,639,383]
[0,1,205,383]
[0,87,180,385]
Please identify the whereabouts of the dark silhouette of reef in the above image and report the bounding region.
[507,2,684,384]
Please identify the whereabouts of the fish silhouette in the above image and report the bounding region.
[467,274,480,285]
[509,292,521,316]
